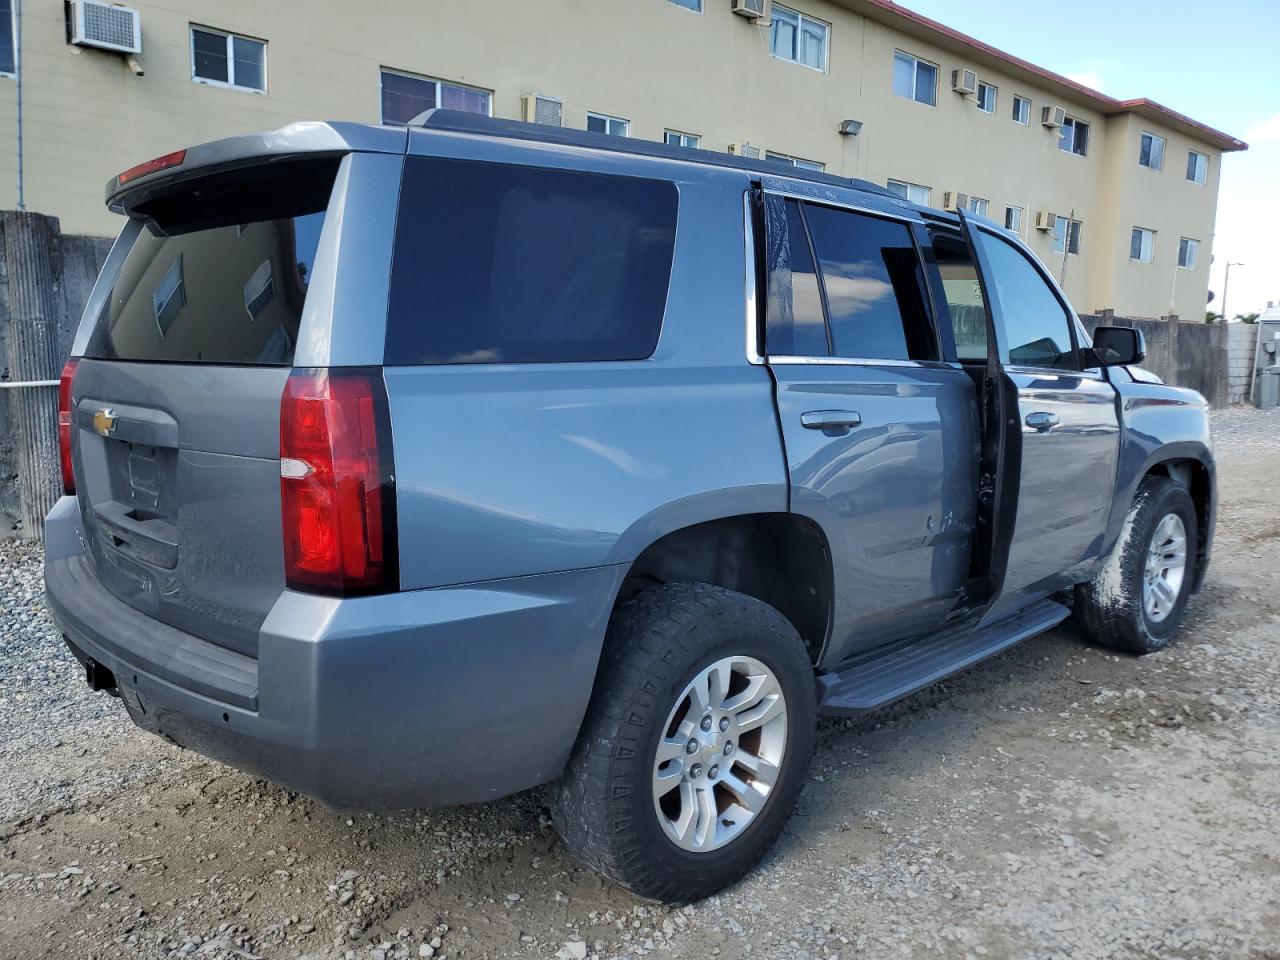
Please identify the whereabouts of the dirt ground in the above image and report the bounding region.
[1,408,1277,960]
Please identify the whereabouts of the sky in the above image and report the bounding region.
[895,0,1280,320]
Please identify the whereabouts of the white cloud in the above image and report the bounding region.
[1243,113,1280,144]
[1065,71,1104,92]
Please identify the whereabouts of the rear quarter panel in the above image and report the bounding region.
[384,148,787,589]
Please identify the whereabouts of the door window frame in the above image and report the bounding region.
[754,189,947,368]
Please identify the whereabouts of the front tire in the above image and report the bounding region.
[550,583,816,903]
[1076,476,1198,655]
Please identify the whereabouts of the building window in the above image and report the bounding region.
[966,196,989,217]
[190,26,266,92]
[1051,215,1082,255]
[1130,227,1156,262]
[587,112,629,137]
[1058,116,1089,156]
[1187,150,1209,185]
[1011,95,1030,125]
[0,0,14,76]
[1139,132,1165,170]
[380,69,491,124]
[1004,205,1024,234]
[886,179,930,205]
[1178,237,1199,269]
[770,4,829,71]
[893,51,938,106]
[667,0,702,9]
[665,130,700,149]
[976,81,997,113]
[767,151,825,172]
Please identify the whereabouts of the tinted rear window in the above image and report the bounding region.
[85,158,338,366]
[387,157,677,364]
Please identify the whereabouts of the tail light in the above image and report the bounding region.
[58,359,79,495]
[279,368,398,596]
[116,149,186,186]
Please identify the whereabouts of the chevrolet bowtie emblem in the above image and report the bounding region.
[92,407,118,437]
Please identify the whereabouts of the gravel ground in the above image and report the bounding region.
[1,407,1277,960]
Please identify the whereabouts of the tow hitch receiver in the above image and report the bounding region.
[84,656,117,694]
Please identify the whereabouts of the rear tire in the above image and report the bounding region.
[550,582,816,903]
[1076,476,1198,655]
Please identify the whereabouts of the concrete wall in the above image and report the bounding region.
[1227,322,1260,405]
[0,216,110,535]
[0,0,1238,323]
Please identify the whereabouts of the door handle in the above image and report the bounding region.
[801,410,862,431]
[1024,411,1059,432]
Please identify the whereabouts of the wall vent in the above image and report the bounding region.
[69,1,142,55]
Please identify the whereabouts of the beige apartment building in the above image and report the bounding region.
[0,0,1246,320]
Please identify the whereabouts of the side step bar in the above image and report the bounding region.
[816,599,1070,715]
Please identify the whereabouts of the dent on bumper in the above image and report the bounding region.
[44,498,623,809]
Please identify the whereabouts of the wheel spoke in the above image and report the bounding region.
[707,661,732,709]
[734,691,785,734]
[693,785,717,849]
[722,672,772,713]
[718,770,768,814]
[655,735,688,766]
[1153,577,1178,610]
[732,750,781,788]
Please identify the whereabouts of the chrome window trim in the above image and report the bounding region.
[767,355,963,371]
[763,186,926,227]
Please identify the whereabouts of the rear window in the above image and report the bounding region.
[85,158,339,366]
[387,157,677,365]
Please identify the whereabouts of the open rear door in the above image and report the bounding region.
[953,209,1021,616]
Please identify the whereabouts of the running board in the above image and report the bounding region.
[816,599,1070,715]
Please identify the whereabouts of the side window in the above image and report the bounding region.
[803,204,934,361]
[387,158,677,364]
[764,198,828,357]
[977,231,1076,370]
[927,233,987,361]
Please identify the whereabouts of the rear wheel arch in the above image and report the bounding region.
[612,513,833,665]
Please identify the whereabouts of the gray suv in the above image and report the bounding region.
[45,111,1215,903]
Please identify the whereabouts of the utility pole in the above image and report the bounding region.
[1221,261,1243,323]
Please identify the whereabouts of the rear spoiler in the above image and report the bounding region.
[105,121,408,216]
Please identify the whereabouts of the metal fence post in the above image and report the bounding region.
[1,210,64,538]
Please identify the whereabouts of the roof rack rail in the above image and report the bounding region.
[407,109,897,199]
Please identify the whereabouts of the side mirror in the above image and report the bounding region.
[1091,325,1146,366]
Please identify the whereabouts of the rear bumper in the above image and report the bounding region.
[44,496,623,810]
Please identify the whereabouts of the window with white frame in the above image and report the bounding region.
[886,179,930,205]
[966,196,990,217]
[1011,95,1030,124]
[1004,205,1024,234]
[1058,115,1089,156]
[770,4,829,71]
[767,151,825,171]
[892,50,938,106]
[976,81,997,113]
[190,26,266,92]
[1130,226,1156,262]
[1051,215,1082,255]
[1187,150,1208,184]
[665,130,700,149]
[587,112,629,137]
[380,69,491,124]
[1139,131,1165,170]
[667,0,701,9]
[1178,237,1199,269]
[1,0,14,77]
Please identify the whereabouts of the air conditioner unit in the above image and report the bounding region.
[731,0,771,20]
[951,69,977,96]
[943,191,969,212]
[1035,210,1057,231]
[522,94,563,127]
[69,0,142,55]
[728,142,761,160]
[1041,105,1066,128]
